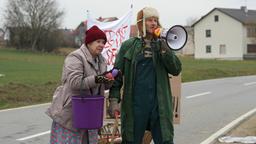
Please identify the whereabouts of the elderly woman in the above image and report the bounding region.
[46,25,112,144]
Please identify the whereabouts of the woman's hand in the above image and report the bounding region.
[95,74,114,83]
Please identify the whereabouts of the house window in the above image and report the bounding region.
[247,44,256,53]
[206,30,211,37]
[219,44,226,55]
[206,45,211,53]
[214,15,219,22]
[247,26,256,37]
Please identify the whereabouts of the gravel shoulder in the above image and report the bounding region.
[214,113,256,144]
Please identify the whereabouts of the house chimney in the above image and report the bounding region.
[241,6,248,14]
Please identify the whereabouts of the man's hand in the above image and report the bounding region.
[108,98,120,118]
[160,39,169,54]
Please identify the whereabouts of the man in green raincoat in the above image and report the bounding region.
[108,7,182,144]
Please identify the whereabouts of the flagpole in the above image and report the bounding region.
[130,0,133,9]
[86,10,89,19]
[86,10,89,29]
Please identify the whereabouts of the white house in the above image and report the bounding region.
[192,6,256,60]
[179,26,194,56]
[4,28,10,41]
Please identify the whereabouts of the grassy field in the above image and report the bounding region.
[0,47,256,109]
[0,48,66,109]
[181,56,256,82]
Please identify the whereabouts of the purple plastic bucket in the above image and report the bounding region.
[72,95,104,129]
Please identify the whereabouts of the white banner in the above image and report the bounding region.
[87,9,132,70]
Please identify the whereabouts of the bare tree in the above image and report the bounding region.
[186,17,199,26]
[4,0,64,51]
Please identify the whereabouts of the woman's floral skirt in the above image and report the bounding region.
[50,121,98,144]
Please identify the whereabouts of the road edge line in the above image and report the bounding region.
[200,107,256,144]
[16,130,50,141]
[0,103,50,113]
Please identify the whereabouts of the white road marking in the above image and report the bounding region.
[16,130,50,141]
[0,103,50,113]
[200,107,256,144]
[243,82,256,86]
[186,92,212,99]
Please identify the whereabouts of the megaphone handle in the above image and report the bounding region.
[159,39,168,54]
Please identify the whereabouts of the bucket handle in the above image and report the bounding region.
[79,55,100,97]
[79,76,93,98]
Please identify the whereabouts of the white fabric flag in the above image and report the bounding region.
[87,9,132,70]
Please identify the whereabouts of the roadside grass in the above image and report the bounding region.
[0,47,256,109]
[181,56,256,82]
[0,48,65,109]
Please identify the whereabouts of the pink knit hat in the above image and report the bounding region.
[85,25,107,45]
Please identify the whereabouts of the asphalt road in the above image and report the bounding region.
[0,104,51,144]
[0,75,256,144]
[174,75,256,144]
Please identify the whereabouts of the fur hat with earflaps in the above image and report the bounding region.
[137,7,162,37]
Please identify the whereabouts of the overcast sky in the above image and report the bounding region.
[0,0,256,29]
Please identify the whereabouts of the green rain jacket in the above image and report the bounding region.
[109,37,182,142]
